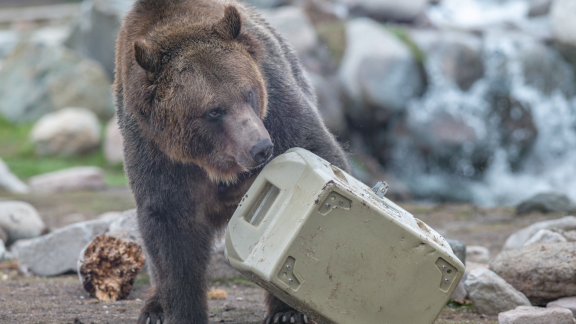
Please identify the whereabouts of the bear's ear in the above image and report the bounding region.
[134,39,161,73]
[213,6,242,41]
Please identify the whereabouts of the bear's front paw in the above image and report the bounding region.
[263,311,313,324]
[138,300,164,324]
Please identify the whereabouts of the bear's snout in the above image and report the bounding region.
[250,139,273,165]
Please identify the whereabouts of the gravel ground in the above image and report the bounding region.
[1,190,571,324]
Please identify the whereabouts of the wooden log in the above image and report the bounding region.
[78,234,145,302]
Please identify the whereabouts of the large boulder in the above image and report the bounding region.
[339,18,424,124]
[343,0,429,22]
[0,201,45,245]
[548,297,576,317]
[260,6,319,58]
[0,41,114,123]
[104,115,124,163]
[503,216,576,250]
[12,219,113,276]
[30,108,101,156]
[491,242,576,305]
[29,166,106,193]
[499,306,576,324]
[0,157,29,194]
[0,239,5,262]
[516,192,576,214]
[466,246,490,264]
[465,268,531,315]
[410,30,484,91]
[524,229,567,246]
[65,0,135,77]
[308,73,347,135]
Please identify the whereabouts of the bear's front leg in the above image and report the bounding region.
[137,207,214,324]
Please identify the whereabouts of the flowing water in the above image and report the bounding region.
[390,0,576,206]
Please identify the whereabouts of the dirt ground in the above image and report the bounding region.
[1,190,571,324]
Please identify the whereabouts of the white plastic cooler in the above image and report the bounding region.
[225,148,464,324]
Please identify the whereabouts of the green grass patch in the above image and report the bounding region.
[0,116,127,187]
[385,25,426,65]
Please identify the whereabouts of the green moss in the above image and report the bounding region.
[0,116,127,187]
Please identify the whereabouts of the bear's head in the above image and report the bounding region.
[130,6,272,184]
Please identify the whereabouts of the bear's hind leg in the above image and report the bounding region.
[263,292,312,324]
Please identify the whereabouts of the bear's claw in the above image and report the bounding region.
[264,311,310,324]
[138,313,163,324]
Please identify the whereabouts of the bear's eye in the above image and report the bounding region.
[208,108,223,118]
[247,91,253,103]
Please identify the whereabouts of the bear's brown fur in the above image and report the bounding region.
[115,1,348,323]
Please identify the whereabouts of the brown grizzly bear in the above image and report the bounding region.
[114,0,348,323]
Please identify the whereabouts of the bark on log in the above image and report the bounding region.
[78,234,145,302]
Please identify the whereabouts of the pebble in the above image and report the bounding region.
[523,229,566,246]
[502,216,576,250]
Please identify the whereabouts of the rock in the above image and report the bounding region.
[516,193,576,214]
[0,226,7,244]
[550,0,576,68]
[107,209,140,243]
[499,306,576,324]
[529,0,552,17]
[465,268,531,315]
[0,41,114,123]
[0,201,45,245]
[503,216,576,250]
[30,108,101,156]
[524,229,567,246]
[466,246,490,264]
[65,0,135,77]
[308,73,347,135]
[0,239,5,262]
[564,231,576,242]
[0,30,18,59]
[11,219,112,276]
[29,166,106,193]
[339,18,424,124]
[0,157,29,193]
[208,232,240,280]
[548,297,576,317]
[97,211,123,221]
[446,239,466,264]
[465,261,489,274]
[410,29,484,91]
[104,115,124,163]
[260,6,319,57]
[451,272,468,301]
[491,242,576,305]
[344,0,429,22]
[243,0,288,9]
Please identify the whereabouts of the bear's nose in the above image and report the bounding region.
[250,139,274,165]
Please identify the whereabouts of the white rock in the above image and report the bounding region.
[451,273,468,300]
[12,219,113,276]
[30,108,101,156]
[466,246,490,264]
[548,296,576,318]
[503,216,576,250]
[29,166,106,193]
[499,306,576,324]
[0,201,45,245]
[0,239,5,262]
[0,157,29,193]
[344,0,428,21]
[97,211,122,221]
[465,261,489,274]
[524,229,567,246]
[0,226,7,244]
[465,268,531,315]
[551,0,576,48]
[104,115,124,163]
[338,18,423,122]
[107,209,140,243]
[260,6,318,57]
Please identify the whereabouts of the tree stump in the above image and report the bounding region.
[78,234,145,302]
